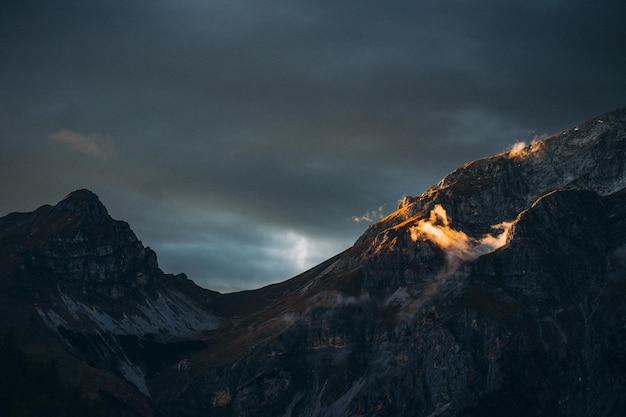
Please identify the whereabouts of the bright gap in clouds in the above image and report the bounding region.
[154,227,343,293]
[268,231,313,272]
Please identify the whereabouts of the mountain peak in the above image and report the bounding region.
[56,189,110,223]
[358,106,626,244]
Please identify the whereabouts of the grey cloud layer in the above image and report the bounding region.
[2,0,625,291]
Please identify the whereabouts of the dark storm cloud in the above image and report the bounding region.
[2,0,625,291]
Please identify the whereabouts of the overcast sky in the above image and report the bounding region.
[2,0,625,292]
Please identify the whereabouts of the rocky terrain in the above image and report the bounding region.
[1,107,625,416]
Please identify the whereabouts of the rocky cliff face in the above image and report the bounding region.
[1,108,625,417]
[0,189,220,412]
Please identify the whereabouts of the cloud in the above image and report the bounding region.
[398,205,514,316]
[507,141,528,158]
[49,130,116,159]
[352,206,385,223]
[409,204,513,265]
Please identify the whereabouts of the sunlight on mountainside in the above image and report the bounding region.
[506,138,546,159]
[508,141,529,158]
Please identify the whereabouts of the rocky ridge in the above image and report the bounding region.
[1,107,625,416]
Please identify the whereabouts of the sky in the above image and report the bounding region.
[2,0,625,292]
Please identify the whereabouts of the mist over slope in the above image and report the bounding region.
[1,107,625,416]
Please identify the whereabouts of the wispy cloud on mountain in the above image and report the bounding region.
[409,204,513,265]
[352,206,385,223]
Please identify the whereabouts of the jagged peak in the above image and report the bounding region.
[357,107,626,245]
[427,106,626,200]
[55,189,110,223]
[61,188,101,204]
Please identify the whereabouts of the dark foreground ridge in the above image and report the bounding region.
[1,107,625,416]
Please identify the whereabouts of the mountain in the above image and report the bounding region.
[0,189,223,415]
[1,107,626,416]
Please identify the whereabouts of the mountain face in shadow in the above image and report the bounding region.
[1,107,625,417]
